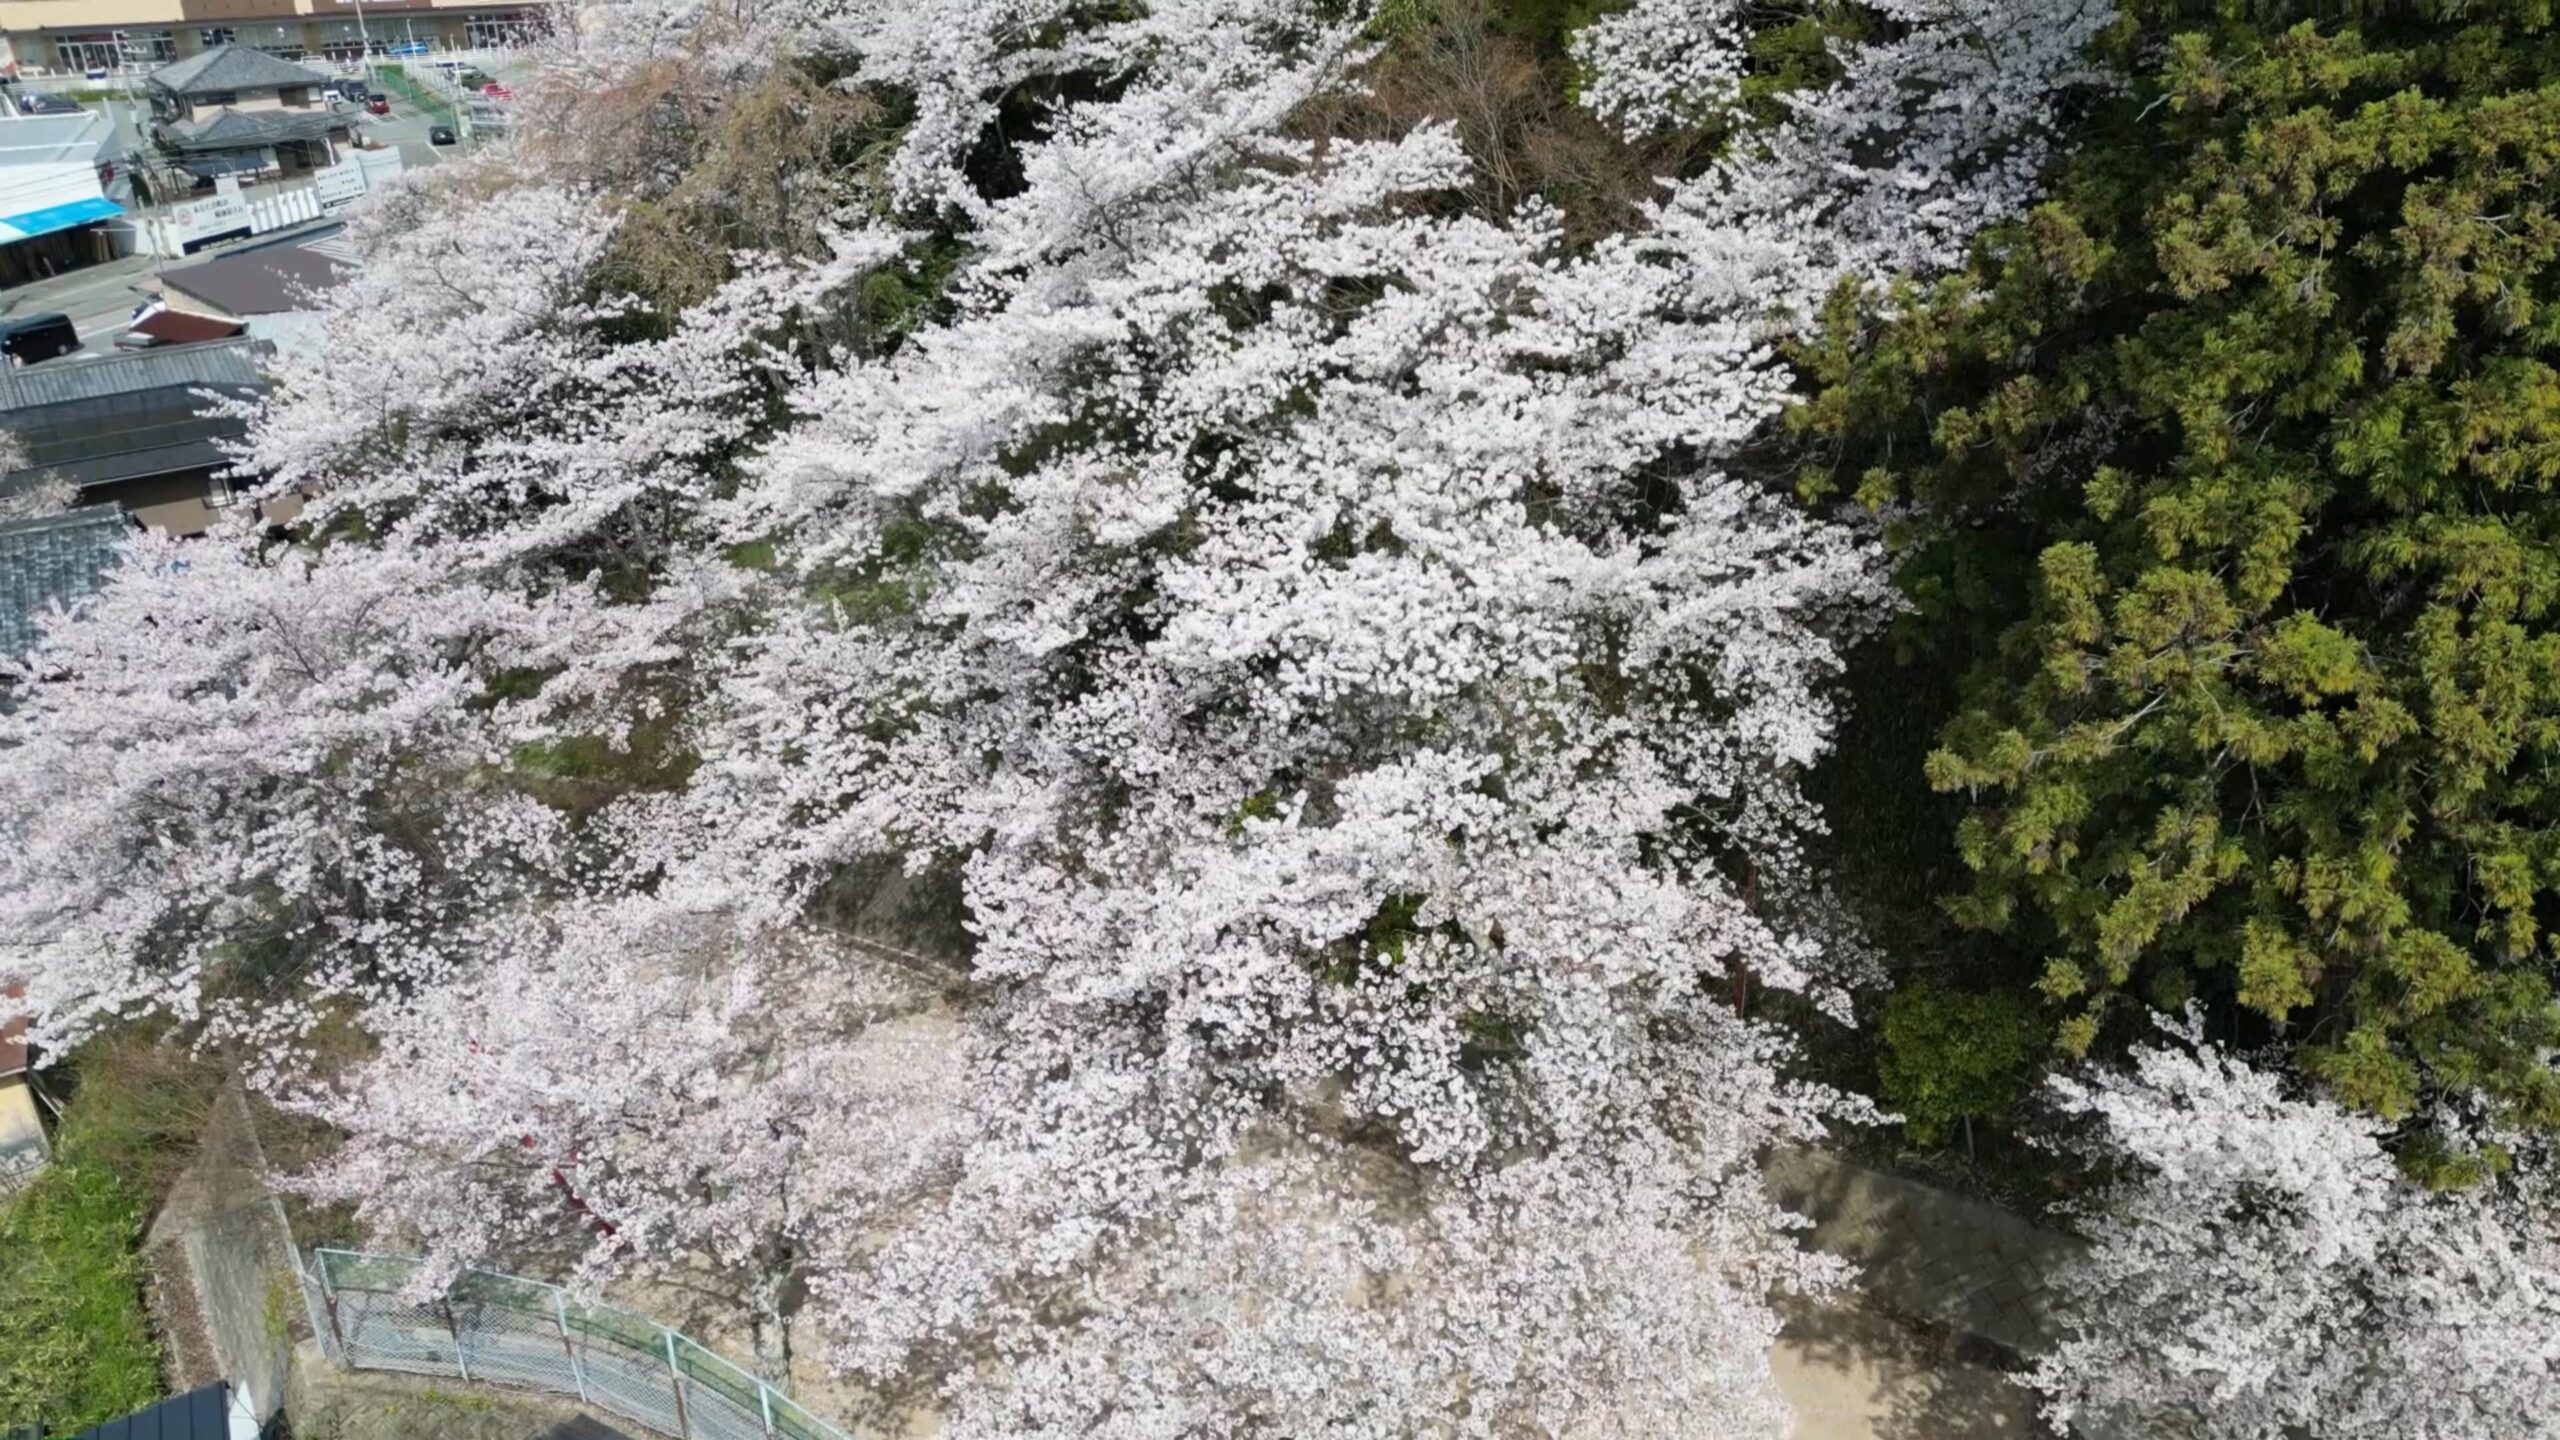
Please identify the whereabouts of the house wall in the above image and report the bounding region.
[103,468,231,535]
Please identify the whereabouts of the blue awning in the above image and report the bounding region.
[0,196,125,240]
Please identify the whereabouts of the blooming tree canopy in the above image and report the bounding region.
[0,0,2127,1432]
[2036,1021,2560,1439]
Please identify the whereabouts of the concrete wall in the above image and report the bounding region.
[0,1077,46,1195]
[145,1086,306,1428]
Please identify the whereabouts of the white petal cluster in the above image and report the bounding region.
[0,0,2121,1431]
[2038,1026,2560,1440]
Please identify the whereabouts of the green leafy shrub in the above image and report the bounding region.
[0,1160,163,1432]
[1878,982,2047,1148]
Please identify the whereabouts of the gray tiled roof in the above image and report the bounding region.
[162,107,340,152]
[0,340,267,414]
[148,45,329,97]
[0,504,126,656]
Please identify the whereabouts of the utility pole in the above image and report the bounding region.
[342,0,374,77]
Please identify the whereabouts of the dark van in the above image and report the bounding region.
[0,312,80,366]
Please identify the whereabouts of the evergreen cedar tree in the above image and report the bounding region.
[1797,0,2560,1169]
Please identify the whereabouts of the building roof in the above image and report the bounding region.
[162,107,340,153]
[0,340,266,413]
[0,504,126,658]
[149,45,328,97]
[127,309,247,346]
[162,246,351,319]
[72,1383,234,1440]
[0,110,116,166]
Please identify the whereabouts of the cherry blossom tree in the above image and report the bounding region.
[0,0,2127,1431]
[603,0,2110,1426]
[233,178,901,571]
[0,529,599,1055]
[2035,1021,2560,1440]
[288,899,966,1380]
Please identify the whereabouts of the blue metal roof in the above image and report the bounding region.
[0,196,123,240]
[70,1382,233,1440]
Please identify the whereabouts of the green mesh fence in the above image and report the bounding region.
[309,1249,847,1440]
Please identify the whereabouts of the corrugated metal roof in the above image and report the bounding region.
[0,503,126,657]
[0,339,267,413]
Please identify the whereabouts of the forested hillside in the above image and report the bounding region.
[4,2,2556,1436]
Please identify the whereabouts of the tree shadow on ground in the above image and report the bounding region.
[1773,1294,2054,1440]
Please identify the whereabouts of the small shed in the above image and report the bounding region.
[0,979,46,1196]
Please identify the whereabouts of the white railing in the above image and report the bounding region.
[307,1249,849,1440]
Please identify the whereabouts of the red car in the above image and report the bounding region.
[366,95,391,116]
[480,83,513,101]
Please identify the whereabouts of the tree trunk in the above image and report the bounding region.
[747,1249,795,1387]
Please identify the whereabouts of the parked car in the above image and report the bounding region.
[480,83,514,101]
[458,69,495,89]
[14,91,82,117]
[0,312,80,366]
[366,94,391,116]
[429,123,457,146]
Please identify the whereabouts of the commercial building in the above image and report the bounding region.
[0,0,553,75]
[0,108,128,283]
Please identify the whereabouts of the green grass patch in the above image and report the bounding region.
[0,1159,163,1432]
[0,1033,217,1434]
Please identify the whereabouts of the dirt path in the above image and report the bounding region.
[1772,1298,2047,1439]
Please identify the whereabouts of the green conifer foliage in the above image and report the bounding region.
[1799,2,2560,1136]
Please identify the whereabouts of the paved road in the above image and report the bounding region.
[0,252,162,356]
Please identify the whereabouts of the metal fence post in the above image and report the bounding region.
[665,1329,693,1439]
[553,1286,590,1405]
[314,1251,345,1357]
[760,1379,776,1438]
[444,1300,472,1383]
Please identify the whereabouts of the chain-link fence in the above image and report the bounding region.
[309,1249,849,1440]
